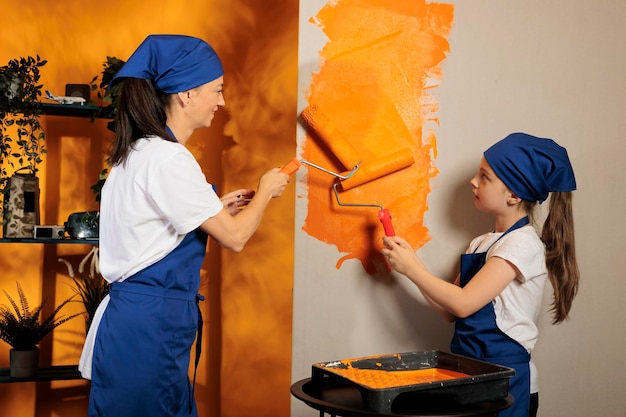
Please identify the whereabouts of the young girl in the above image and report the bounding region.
[381,133,579,417]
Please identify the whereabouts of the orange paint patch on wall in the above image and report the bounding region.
[303,0,453,274]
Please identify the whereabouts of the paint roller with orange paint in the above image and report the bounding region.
[299,105,415,191]
[281,105,415,236]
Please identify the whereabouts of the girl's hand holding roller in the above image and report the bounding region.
[382,235,426,277]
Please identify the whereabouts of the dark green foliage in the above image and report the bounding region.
[69,270,109,331]
[0,282,80,350]
[0,55,47,177]
[89,56,125,131]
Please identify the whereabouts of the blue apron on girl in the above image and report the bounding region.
[88,229,207,417]
[451,217,530,417]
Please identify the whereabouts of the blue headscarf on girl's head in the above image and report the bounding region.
[483,132,576,203]
[110,34,224,93]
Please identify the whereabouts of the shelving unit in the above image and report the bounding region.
[1,102,103,246]
[1,102,105,387]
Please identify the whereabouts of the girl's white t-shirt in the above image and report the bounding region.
[80,136,223,379]
[466,225,547,394]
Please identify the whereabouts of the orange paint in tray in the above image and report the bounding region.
[322,366,470,390]
[302,0,454,273]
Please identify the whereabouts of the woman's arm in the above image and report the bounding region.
[200,168,288,252]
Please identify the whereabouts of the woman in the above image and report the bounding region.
[79,34,289,417]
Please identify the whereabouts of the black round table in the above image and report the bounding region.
[291,378,513,417]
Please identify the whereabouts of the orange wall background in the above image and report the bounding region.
[0,1,298,417]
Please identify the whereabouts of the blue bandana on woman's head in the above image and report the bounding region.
[483,132,576,203]
[110,34,224,93]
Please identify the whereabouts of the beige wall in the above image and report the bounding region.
[292,1,626,416]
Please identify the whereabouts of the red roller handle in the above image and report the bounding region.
[378,209,395,237]
[280,157,302,175]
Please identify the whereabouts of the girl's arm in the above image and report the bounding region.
[419,275,460,322]
[382,235,518,318]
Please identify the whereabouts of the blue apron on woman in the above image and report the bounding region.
[450,217,531,417]
[88,229,207,417]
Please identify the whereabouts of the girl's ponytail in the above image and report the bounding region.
[541,191,579,324]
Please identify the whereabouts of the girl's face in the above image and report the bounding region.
[186,76,225,128]
[470,157,512,214]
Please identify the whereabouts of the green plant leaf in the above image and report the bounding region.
[0,282,81,350]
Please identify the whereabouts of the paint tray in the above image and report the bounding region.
[311,350,515,413]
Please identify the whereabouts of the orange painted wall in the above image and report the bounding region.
[302,0,453,274]
[0,1,297,417]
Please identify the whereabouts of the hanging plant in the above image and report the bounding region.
[0,55,48,178]
[86,56,122,199]
[89,56,125,132]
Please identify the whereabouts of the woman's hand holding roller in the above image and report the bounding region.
[258,167,289,199]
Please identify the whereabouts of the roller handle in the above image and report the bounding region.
[378,209,396,237]
[280,157,302,175]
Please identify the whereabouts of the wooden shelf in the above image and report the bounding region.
[1,102,113,118]
[39,103,109,118]
[0,365,83,383]
[0,238,97,244]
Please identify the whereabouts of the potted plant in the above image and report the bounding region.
[0,55,47,233]
[89,56,124,132]
[59,246,109,332]
[0,282,80,378]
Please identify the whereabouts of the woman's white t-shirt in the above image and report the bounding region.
[99,136,223,281]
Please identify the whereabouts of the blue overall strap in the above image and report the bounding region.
[192,294,204,413]
[110,281,197,301]
[452,216,531,416]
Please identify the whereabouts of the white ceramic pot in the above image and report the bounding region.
[10,348,39,378]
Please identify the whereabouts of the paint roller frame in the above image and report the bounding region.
[332,182,395,237]
[280,157,361,179]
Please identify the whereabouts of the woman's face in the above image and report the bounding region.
[187,76,225,128]
[469,157,511,214]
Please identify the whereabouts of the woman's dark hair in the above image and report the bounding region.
[109,78,176,166]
